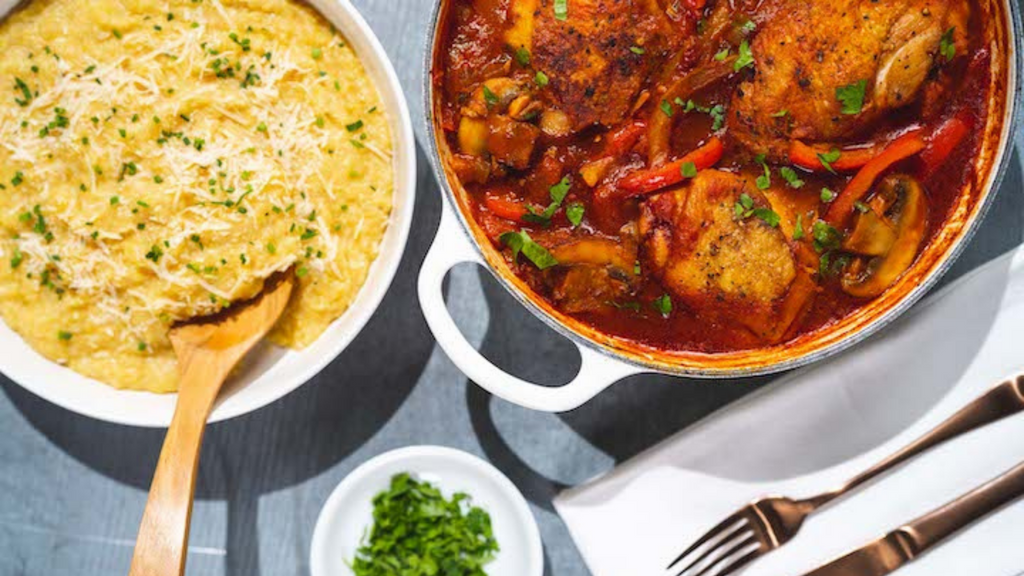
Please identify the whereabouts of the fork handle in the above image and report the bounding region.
[896,460,1024,555]
[805,376,1024,507]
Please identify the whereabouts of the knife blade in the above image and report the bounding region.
[801,532,917,576]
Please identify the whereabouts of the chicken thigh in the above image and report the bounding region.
[730,0,969,158]
[507,0,685,130]
[639,170,815,342]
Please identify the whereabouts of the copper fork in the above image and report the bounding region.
[666,375,1024,576]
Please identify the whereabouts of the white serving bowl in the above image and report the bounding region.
[0,0,416,427]
[310,446,544,576]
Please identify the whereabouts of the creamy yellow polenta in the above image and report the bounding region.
[0,0,393,392]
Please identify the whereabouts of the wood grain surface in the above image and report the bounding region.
[0,1,1023,575]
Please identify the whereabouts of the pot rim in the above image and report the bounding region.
[420,0,1024,378]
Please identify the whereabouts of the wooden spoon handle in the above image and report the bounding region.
[129,362,226,576]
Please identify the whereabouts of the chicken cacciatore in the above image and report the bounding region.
[433,0,993,353]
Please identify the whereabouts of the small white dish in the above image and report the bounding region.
[310,446,544,576]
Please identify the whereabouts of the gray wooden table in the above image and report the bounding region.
[1,1,1023,574]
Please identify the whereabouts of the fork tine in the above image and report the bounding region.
[688,533,759,576]
[707,548,762,576]
[667,511,749,569]
[675,524,751,576]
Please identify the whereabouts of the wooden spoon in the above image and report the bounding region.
[129,274,294,576]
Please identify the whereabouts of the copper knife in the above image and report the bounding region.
[802,460,1024,576]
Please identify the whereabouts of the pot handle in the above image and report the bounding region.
[418,203,643,412]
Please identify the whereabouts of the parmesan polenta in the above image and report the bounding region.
[0,0,393,392]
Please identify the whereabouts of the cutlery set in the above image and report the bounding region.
[667,376,1024,576]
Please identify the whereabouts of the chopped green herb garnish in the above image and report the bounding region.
[652,294,672,317]
[753,207,780,227]
[836,79,867,115]
[351,473,499,576]
[630,45,646,55]
[812,220,842,253]
[680,161,698,178]
[854,201,871,213]
[554,0,568,21]
[734,40,754,72]
[535,70,549,87]
[482,85,499,107]
[818,148,841,174]
[500,230,558,269]
[311,47,322,60]
[566,202,585,227]
[514,47,531,66]
[346,119,364,132]
[13,77,32,107]
[659,99,674,117]
[771,109,788,118]
[714,47,730,61]
[820,187,836,202]
[940,27,956,62]
[779,166,805,189]
[793,214,805,240]
[58,331,73,341]
[754,154,771,190]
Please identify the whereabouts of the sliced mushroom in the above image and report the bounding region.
[539,109,573,138]
[548,234,639,313]
[486,115,540,170]
[841,174,928,298]
[465,77,523,117]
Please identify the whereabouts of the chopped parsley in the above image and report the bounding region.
[940,27,956,62]
[820,187,836,203]
[779,166,805,189]
[10,249,24,269]
[652,294,672,317]
[145,245,164,263]
[11,171,24,186]
[500,230,558,269]
[836,80,867,115]
[659,99,674,117]
[771,109,789,118]
[817,148,841,174]
[854,201,871,213]
[566,202,585,227]
[714,47,730,61]
[793,214,805,240]
[346,119,364,132]
[811,220,842,253]
[482,85,499,107]
[351,473,498,576]
[554,0,568,21]
[680,161,698,178]
[524,176,572,225]
[311,47,322,60]
[754,154,771,190]
[734,39,754,72]
[734,193,779,227]
[58,331,73,341]
[514,47,531,66]
[630,45,646,55]
[535,70,549,87]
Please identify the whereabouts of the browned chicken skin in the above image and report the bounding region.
[639,170,815,342]
[507,0,685,130]
[730,0,969,158]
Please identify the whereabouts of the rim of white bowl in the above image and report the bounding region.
[310,446,544,576]
[0,0,417,428]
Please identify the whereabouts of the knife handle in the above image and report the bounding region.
[896,460,1024,556]
[809,376,1024,506]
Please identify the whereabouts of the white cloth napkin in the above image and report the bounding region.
[555,246,1024,576]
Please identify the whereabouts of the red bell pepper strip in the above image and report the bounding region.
[920,114,971,173]
[484,196,527,222]
[825,129,926,227]
[617,136,724,197]
[789,140,880,172]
